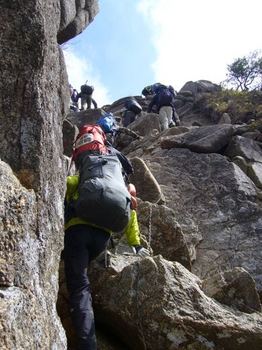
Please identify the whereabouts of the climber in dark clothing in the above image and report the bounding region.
[122,97,142,127]
[147,87,180,130]
[76,83,97,110]
[64,135,147,349]
[77,92,98,110]
[64,223,109,350]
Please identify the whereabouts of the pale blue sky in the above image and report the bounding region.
[64,0,262,107]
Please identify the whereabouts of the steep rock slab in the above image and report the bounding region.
[143,148,262,294]
[161,124,234,153]
[0,0,68,189]
[57,0,99,44]
[0,161,66,349]
[90,255,262,350]
[0,1,70,348]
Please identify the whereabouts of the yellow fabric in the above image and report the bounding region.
[65,175,141,245]
[66,176,79,201]
[123,209,141,246]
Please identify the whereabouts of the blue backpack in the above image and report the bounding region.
[156,87,173,108]
[97,113,118,133]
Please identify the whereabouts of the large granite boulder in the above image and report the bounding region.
[225,136,262,188]
[103,95,147,116]
[161,124,234,153]
[67,107,105,129]
[89,255,262,350]
[57,0,99,44]
[203,267,262,314]
[179,80,221,95]
[130,157,165,204]
[129,112,161,136]
[137,201,191,269]
[226,135,262,163]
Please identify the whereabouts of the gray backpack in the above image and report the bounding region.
[75,153,131,232]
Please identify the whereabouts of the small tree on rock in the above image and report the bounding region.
[225,50,262,91]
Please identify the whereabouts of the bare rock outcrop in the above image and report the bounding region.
[141,148,262,292]
[203,267,262,314]
[2,2,260,345]
[130,157,165,204]
[0,0,98,348]
[137,202,191,269]
[0,161,66,349]
[90,255,262,350]
[161,124,234,153]
[129,112,161,136]
[58,0,99,44]
[179,80,222,95]
[62,87,262,348]
[67,108,105,129]
[225,135,262,188]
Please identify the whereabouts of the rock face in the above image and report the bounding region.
[129,157,165,204]
[143,148,262,293]
[0,0,98,349]
[202,267,262,314]
[89,255,262,350]
[61,102,262,349]
[161,124,234,153]
[225,135,262,188]
[1,2,262,347]
[57,0,99,44]
[0,161,66,349]
[180,80,222,95]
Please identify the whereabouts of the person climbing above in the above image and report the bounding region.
[95,111,119,145]
[141,82,167,97]
[64,120,149,350]
[122,97,142,127]
[77,81,98,110]
[70,88,79,112]
[167,86,181,127]
[147,85,180,131]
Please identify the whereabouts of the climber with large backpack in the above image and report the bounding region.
[147,85,176,131]
[77,80,98,111]
[64,122,149,349]
[141,82,167,97]
[122,97,142,127]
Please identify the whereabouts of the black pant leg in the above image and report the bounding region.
[86,95,92,109]
[64,225,110,350]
